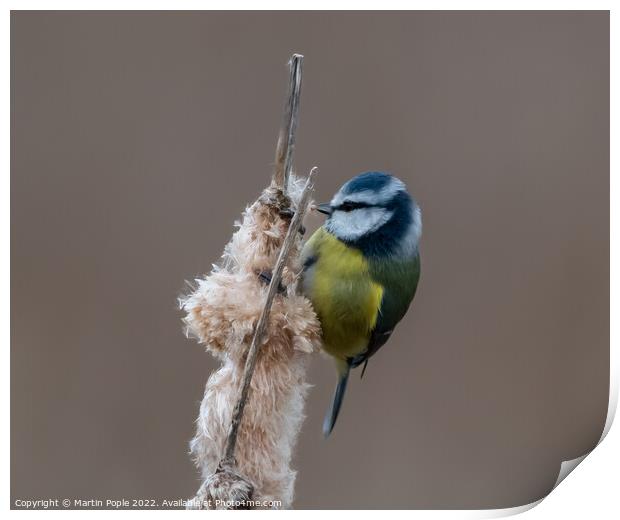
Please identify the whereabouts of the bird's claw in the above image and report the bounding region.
[278,208,306,235]
[257,271,287,294]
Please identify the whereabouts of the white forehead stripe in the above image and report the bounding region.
[331,189,375,206]
[331,176,407,207]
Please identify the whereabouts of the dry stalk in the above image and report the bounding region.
[183,53,319,510]
[221,168,316,467]
[273,53,303,192]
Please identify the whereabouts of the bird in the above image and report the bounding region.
[300,171,422,436]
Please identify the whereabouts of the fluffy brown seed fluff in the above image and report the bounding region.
[180,177,322,509]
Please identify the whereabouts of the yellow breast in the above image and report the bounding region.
[302,228,383,360]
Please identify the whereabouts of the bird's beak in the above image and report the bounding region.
[314,203,333,216]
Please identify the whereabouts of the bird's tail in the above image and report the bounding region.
[323,362,351,437]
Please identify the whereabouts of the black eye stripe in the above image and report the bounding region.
[338,201,371,211]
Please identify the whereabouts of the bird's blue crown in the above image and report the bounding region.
[340,171,394,194]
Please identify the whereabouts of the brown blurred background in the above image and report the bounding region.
[11,11,609,509]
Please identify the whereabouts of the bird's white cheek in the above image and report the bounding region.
[327,208,393,241]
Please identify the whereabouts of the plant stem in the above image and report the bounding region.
[273,54,303,193]
[222,167,317,466]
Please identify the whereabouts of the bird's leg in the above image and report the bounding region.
[257,270,287,294]
[278,208,306,236]
[254,206,306,293]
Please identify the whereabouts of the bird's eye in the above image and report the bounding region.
[339,201,368,212]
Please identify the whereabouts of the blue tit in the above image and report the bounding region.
[301,171,422,436]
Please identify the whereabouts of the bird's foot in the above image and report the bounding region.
[257,270,286,294]
[278,208,306,235]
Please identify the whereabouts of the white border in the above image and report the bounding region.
[5,3,615,517]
